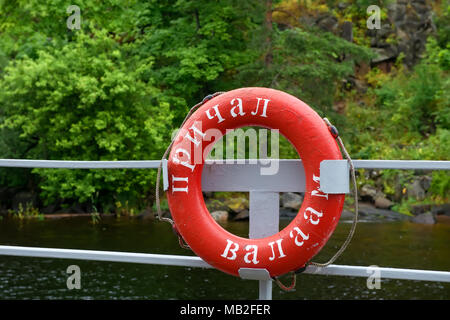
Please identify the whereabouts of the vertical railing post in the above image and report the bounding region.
[249,191,280,300]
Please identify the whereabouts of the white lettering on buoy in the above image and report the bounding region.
[268,239,286,261]
[311,174,329,199]
[205,104,225,123]
[185,123,206,147]
[304,207,323,225]
[289,227,309,247]
[251,98,270,117]
[171,175,189,193]
[230,98,245,117]
[221,239,239,260]
[244,245,259,264]
[172,148,195,171]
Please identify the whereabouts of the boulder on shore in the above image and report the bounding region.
[374,195,394,209]
[280,192,303,211]
[412,212,436,225]
[357,203,410,222]
[224,197,248,213]
[211,210,229,223]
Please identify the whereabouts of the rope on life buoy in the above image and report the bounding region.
[154,92,225,249]
[273,117,359,292]
[308,117,359,268]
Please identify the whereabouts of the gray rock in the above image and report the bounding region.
[419,176,432,191]
[340,21,353,42]
[369,0,435,67]
[340,210,355,221]
[412,2,429,14]
[358,203,410,221]
[396,28,410,42]
[412,212,436,225]
[411,204,433,215]
[378,24,394,38]
[280,208,298,220]
[374,195,393,209]
[280,192,303,210]
[432,204,450,216]
[316,14,338,32]
[360,185,377,201]
[371,47,397,64]
[211,210,229,223]
[392,3,407,21]
[233,210,249,221]
[407,179,426,200]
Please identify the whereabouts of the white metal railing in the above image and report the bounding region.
[1,245,449,283]
[0,158,449,300]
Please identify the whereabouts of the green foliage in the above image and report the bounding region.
[136,0,261,122]
[375,63,444,137]
[391,198,420,216]
[434,1,450,50]
[0,28,172,210]
[430,171,450,199]
[237,26,373,114]
[8,202,43,220]
[344,34,450,201]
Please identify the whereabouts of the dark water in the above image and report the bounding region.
[0,216,449,300]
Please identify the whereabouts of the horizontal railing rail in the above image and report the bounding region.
[1,245,449,283]
[0,158,449,170]
[0,159,161,169]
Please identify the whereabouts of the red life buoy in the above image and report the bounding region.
[167,87,345,277]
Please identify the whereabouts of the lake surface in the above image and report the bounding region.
[0,216,449,300]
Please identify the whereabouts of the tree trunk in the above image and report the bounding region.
[265,0,273,67]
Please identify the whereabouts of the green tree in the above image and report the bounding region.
[0,30,172,210]
[136,0,262,122]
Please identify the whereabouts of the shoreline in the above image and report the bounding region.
[1,202,449,225]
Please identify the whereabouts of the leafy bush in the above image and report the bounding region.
[0,30,172,210]
[344,36,450,201]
